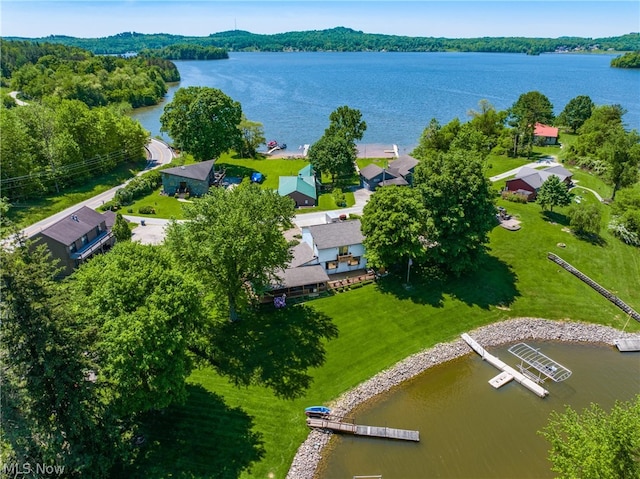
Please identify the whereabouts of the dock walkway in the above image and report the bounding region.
[306,417,419,442]
[614,338,640,352]
[462,333,549,398]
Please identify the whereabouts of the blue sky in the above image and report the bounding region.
[1,1,637,39]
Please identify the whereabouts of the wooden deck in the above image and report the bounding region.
[306,417,419,442]
[614,338,640,352]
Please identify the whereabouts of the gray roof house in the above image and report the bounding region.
[161,159,219,196]
[505,165,573,200]
[360,155,419,190]
[32,206,116,277]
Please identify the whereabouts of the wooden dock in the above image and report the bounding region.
[614,338,640,352]
[306,417,419,442]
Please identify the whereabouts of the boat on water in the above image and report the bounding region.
[267,140,287,151]
[305,406,331,417]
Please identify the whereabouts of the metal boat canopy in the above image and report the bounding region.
[508,343,572,382]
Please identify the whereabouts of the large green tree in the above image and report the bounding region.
[536,175,572,212]
[540,396,640,479]
[307,133,357,184]
[160,86,243,161]
[361,186,429,270]
[556,95,594,133]
[413,150,496,275]
[508,91,554,156]
[69,241,203,417]
[165,181,295,321]
[1,235,118,476]
[237,114,265,158]
[599,127,640,200]
[324,105,367,143]
[568,203,602,236]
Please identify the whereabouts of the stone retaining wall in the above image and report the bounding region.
[286,318,640,479]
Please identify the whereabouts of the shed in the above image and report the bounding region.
[534,123,559,145]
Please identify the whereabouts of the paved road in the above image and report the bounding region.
[21,138,174,238]
[9,91,28,106]
[489,156,559,182]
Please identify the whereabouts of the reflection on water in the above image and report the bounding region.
[318,342,640,479]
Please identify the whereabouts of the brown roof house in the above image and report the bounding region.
[161,159,219,196]
[32,206,116,277]
[505,165,573,201]
[359,155,419,190]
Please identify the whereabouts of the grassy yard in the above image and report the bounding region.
[124,186,187,219]
[130,170,640,479]
[2,158,148,234]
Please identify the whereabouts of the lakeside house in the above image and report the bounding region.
[534,123,559,145]
[161,159,223,196]
[32,206,116,277]
[359,155,419,191]
[505,165,573,201]
[278,164,318,207]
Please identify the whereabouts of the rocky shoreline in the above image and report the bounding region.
[286,317,639,479]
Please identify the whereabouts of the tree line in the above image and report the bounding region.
[5,28,639,55]
[139,43,229,60]
[1,98,149,200]
[611,50,640,68]
[1,40,180,108]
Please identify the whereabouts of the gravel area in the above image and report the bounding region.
[286,317,639,479]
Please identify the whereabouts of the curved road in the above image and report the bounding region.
[21,138,174,238]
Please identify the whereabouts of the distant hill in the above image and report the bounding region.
[4,27,640,55]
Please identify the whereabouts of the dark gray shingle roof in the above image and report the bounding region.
[387,155,419,177]
[39,206,107,245]
[161,159,216,181]
[308,220,364,250]
[272,265,330,289]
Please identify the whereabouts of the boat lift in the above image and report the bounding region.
[508,343,572,384]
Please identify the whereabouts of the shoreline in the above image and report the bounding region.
[286,317,640,479]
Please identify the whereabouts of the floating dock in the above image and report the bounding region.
[614,338,640,352]
[306,417,419,442]
[461,333,549,398]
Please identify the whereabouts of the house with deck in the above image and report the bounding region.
[32,206,116,277]
[301,219,366,274]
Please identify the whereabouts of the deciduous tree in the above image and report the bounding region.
[599,127,640,200]
[325,105,367,143]
[536,175,572,212]
[308,133,357,184]
[160,86,242,161]
[165,181,295,321]
[509,91,554,156]
[70,241,203,417]
[540,396,640,479]
[414,150,496,275]
[237,114,266,158]
[557,95,594,133]
[568,203,602,235]
[361,186,429,270]
[112,212,132,242]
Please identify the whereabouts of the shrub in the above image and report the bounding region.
[138,205,156,215]
[501,190,529,203]
[332,188,346,207]
[609,219,640,246]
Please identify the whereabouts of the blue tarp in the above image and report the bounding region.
[251,172,264,183]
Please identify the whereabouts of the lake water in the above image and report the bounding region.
[317,341,640,479]
[131,52,640,154]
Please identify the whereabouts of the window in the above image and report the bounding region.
[69,243,77,253]
[81,235,88,246]
[326,261,338,270]
[348,256,361,266]
[338,245,349,255]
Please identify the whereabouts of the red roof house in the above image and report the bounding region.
[534,123,559,145]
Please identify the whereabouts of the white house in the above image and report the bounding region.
[300,220,367,274]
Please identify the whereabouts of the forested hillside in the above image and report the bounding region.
[139,44,229,60]
[5,28,639,55]
[1,40,179,107]
[611,51,640,68]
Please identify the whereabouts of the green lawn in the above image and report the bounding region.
[130,170,640,479]
[124,186,187,219]
[2,158,148,235]
[484,154,530,177]
[217,155,309,190]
